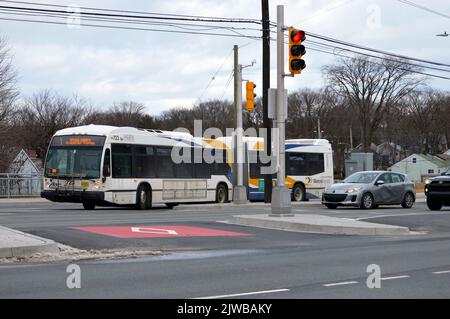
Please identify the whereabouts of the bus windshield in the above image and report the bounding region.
[44,135,106,179]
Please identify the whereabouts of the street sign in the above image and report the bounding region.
[268,88,287,120]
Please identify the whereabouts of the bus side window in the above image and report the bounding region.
[103,148,111,177]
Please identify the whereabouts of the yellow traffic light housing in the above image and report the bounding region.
[246,81,256,112]
[289,28,306,75]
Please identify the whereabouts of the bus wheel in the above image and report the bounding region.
[292,183,306,202]
[216,184,228,203]
[136,184,152,210]
[165,203,179,209]
[82,201,95,210]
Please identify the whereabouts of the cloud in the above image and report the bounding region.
[2,0,449,116]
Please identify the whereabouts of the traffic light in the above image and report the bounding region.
[246,81,256,112]
[289,28,306,75]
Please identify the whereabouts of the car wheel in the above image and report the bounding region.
[325,204,338,209]
[292,183,306,202]
[216,184,228,203]
[165,203,179,209]
[401,192,415,209]
[82,201,95,210]
[136,184,152,210]
[427,198,443,211]
[360,193,374,209]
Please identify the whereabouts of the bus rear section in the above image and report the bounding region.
[217,137,334,202]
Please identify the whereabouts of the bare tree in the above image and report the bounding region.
[15,90,90,159]
[323,56,424,152]
[401,89,449,154]
[0,38,18,172]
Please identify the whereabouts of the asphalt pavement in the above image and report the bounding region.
[1,198,450,298]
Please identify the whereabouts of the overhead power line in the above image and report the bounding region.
[0,2,262,24]
[0,1,449,81]
[396,0,450,20]
[0,16,262,40]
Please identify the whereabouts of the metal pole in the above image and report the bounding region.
[233,45,238,130]
[262,0,272,203]
[271,5,292,216]
[233,47,247,204]
[350,127,353,150]
[237,64,244,188]
[318,118,321,139]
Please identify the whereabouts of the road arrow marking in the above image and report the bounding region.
[131,227,178,235]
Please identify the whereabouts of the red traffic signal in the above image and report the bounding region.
[289,28,306,75]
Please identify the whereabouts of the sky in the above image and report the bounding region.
[0,0,449,115]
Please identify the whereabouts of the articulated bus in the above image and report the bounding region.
[41,125,232,210]
[218,136,334,201]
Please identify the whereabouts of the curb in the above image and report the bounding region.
[0,226,59,258]
[225,214,411,236]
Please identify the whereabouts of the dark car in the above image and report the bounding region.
[425,168,450,210]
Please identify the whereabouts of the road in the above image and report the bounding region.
[1,199,450,298]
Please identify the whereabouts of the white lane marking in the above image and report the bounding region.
[381,275,410,281]
[355,212,447,221]
[130,227,178,235]
[194,288,290,299]
[433,270,450,275]
[323,281,358,287]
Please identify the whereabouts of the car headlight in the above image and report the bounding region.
[425,179,431,185]
[346,187,363,193]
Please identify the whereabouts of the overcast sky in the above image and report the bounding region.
[0,0,449,115]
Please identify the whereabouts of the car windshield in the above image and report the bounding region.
[446,168,450,175]
[344,172,379,184]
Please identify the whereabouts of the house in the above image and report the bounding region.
[388,154,450,183]
[1,149,43,197]
[375,142,404,168]
[8,149,43,175]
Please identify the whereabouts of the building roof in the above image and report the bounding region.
[390,153,450,169]
[9,149,42,174]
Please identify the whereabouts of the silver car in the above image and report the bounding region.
[322,171,416,209]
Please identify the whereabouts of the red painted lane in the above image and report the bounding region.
[70,225,251,238]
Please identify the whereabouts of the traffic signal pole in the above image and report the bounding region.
[271,5,292,216]
[233,45,248,205]
[261,0,272,203]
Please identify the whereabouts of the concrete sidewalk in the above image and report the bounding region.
[225,214,412,236]
[0,197,47,205]
[0,225,59,258]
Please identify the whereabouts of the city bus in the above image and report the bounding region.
[218,136,334,201]
[41,125,232,210]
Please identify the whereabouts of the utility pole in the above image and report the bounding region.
[233,45,247,204]
[271,5,292,216]
[262,0,272,203]
[350,127,353,150]
[317,118,322,139]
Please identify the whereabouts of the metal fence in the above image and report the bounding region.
[0,173,43,198]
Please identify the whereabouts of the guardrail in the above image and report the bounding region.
[0,173,43,198]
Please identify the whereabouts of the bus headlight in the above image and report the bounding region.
[94,180,102,189]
